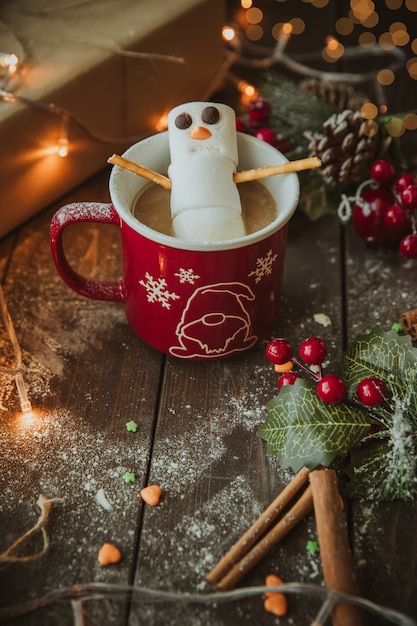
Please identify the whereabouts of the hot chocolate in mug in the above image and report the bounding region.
[50,131,299,360]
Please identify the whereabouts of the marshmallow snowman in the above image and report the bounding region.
[167,102,245,242]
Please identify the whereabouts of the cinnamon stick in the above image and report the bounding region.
[206,467,309,587]
[233,156,321,184]
[401,308,417,339]
[214,484,313,591]
[309,469,367,626]
[107,154,172,189]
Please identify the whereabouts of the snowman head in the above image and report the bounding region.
[167,102,238,166]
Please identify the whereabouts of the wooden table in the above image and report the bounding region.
[0,165,416,626]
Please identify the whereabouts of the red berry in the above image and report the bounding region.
[266,338,293,364]
[394,172,416,193]
[248,96,271,127]
[357,377,388,407]
[370,159,396,186]
[316,375,346,404]
[383,204,410,236]
[299,337,327,365]
[255,127,277,146]
[352,187,398,245]
[399,233,417,258]
[400,184,417,210]
[277,371,302,389]
[236,118,248,133]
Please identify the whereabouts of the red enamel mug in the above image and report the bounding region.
[50,132,299,360]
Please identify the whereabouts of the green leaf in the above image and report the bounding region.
[342,326,417,400]
[257,379,369,473]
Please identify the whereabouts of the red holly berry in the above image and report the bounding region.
[236,117,248,133]
[399,233,417,258]
[357,377,388,407]
[316,375,346,404]
[266,338,293,364]
[400,184,417,210]
[352,187,398,245]
[370,159,396,186]
[394,172,416,193]
[277,371,302,389]
[299,337,327,365]
[383,204,410,236]
[248,96,271,127]
[255,127,277,146]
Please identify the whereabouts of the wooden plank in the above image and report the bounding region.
[129,211,345,625]
[344,221,417,620]
[0,170,164,625]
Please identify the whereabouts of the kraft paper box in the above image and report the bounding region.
[0,0,225,238]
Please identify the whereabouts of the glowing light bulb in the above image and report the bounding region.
[56,137,69,158]
[222,25,236,42]
[0,53,19,73]
[15,372,33,415]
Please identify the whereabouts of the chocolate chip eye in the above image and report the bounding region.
[175,112,192,129]
[201,106,220,125]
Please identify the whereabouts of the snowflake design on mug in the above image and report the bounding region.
[139,273,180,309]
[174,268,201,285]
[248,249,278,283]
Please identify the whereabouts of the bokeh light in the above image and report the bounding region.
[404,113,417,129]
[246,24,263,40]
[379,32,396,50]
[361,102,379,119]
[359,32,377,47]
[406,57,417,78]
[385,0,403,8]
[335,17,354,35]
[387,117,406,136]
[322,36,345,62]
[377,68,396,84]
[246,7,263,24]
[272,21,293,41]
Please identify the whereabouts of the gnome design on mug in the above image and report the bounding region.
[169,281,258,359]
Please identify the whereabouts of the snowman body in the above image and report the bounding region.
[167,102,245,242]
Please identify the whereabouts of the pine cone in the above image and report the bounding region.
[307,109,379,186]
[299,78,368,112]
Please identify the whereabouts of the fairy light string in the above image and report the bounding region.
[0,581,414,625]
[0,283,32,414]
[0,6,186,157]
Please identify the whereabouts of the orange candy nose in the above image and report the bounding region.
[190,126,211,140]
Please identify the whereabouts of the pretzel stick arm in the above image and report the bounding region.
[233,156,321,184]
[108,154,172,190]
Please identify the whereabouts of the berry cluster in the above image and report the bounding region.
[353,159,417,258]
[236,96,293,154]
[266,337,388,407]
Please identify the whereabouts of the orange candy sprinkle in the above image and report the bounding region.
[274,361,293,373]
[140,484,162,506]
[98,542,122,566]
[264,574,287,617]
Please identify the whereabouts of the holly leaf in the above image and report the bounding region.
[257,378,369,473]
[342,326,417,399]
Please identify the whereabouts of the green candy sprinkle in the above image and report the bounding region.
[122,471,136,484]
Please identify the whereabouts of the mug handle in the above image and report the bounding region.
[50,202,126,302]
